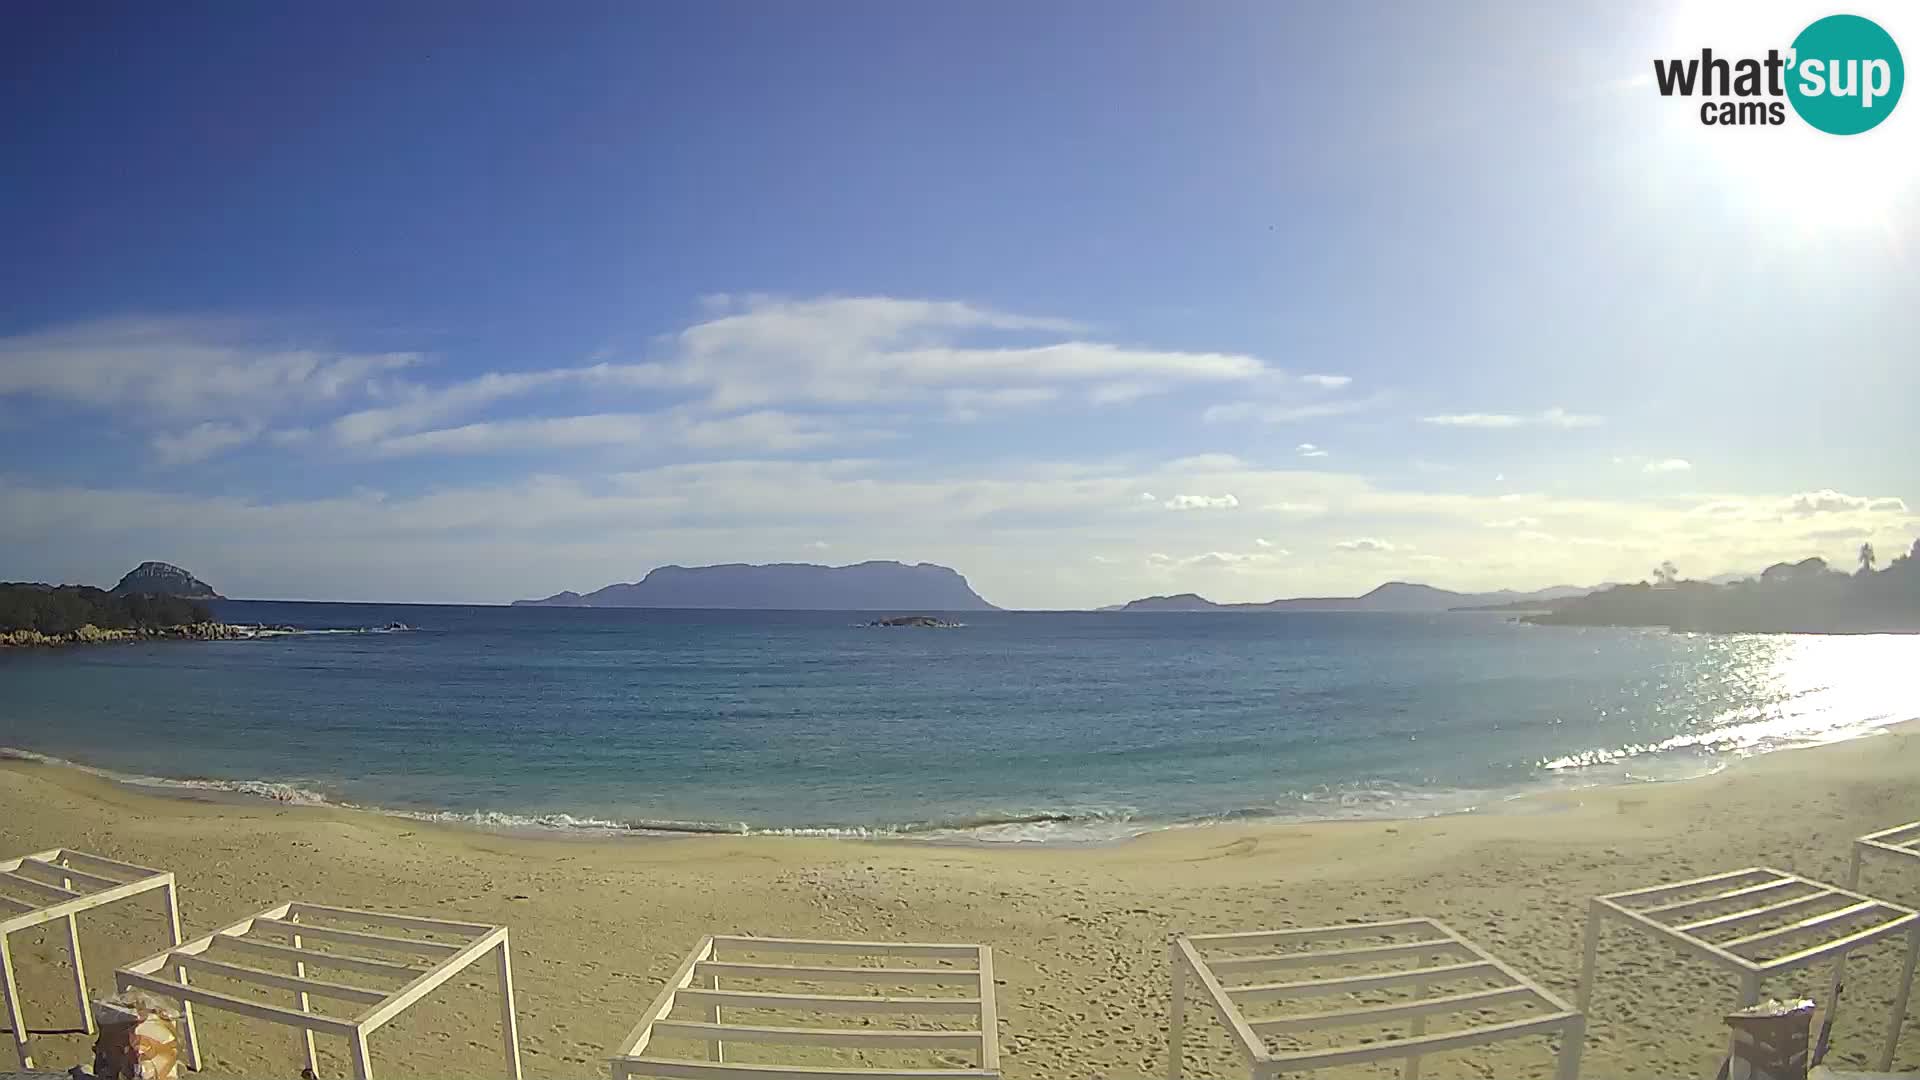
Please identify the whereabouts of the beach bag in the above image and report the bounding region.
[92,992,182,1080]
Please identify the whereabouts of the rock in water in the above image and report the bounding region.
[110,561,224,599]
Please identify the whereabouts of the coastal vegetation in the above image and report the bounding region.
[1525,539,1920,633]
[1,566,239,647]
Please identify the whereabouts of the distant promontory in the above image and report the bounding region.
[112,561,224,599]
[1099,581,1594,613]
[514,561,999,611]
[3,561,233,647]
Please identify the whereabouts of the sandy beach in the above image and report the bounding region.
[4,727,1920,1080]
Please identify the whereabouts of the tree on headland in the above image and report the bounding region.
[1530,536,1919,632]
[0,584,211,635]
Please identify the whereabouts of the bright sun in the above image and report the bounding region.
[1652,0,1919,236]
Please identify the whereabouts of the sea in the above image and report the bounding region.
[1,602,1915,844]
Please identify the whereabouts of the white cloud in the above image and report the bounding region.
[371,409,879,457]
[1420,407,1602,429]
[1296,442,1329,458]
[1336,537,1397,552]
[1203,397,1376,425]
[1088,382,1159,405]
[4,460,1914,608]
[1483,517,1542,529]
[664,296,1269,411]
[1643,458,1693,474]
[151,421,263,465]
[1146,549,1285,569]
[943,386,1060,420]
[0,318,420,420]
[1164,453,1247,471]
[1783,490,1908,516]
[1162,493,1239,511]
[1301,374,1352,388]
[1253,537,1274,548]
[330,369,584,446]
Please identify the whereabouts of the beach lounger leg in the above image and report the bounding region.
[162,882,202,1071]
[349,1028,374,1080]
[1880,926,1920,1071]
[2,932,32,1070]
[292,915,319,1077]
[1404,980,1426,1080]
[707,971,724,1062]
[1554,1013,1586,1080]
[1575,902,1602,1013]
[63,875,95,1037]
[1848,845,1863,889]
[1167,938,1185,1080]
[496,936,523,1080]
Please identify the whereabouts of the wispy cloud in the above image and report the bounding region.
[371,409,884,457]
[0,317,420,420]
[1783,490,1907,516]
[659,296,1270,410]
[1419,407,1602,429]
[1162,493,1240,511]
[1296,442,1329,458]
[1336,537,1397,552]
[1643,458,1693,474]
[151,421,264,465]
[1202,396,1377,425]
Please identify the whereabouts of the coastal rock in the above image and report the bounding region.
[0,620,254,647]
[111,561,223,599]
[866,615,962,628]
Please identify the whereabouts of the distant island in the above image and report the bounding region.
[111,560,224,599]
[1099,581,1595,614]
[515,560,999,611]
[1524,541,1920,634]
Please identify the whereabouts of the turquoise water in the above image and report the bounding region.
[1,602,1914,842]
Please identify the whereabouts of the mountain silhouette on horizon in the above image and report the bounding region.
[513,560,998,611]
[1098,581,1595,613]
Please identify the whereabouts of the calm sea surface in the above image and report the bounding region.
[1,602,1914,842]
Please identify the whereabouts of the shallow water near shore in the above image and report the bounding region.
[0,601,1914,843]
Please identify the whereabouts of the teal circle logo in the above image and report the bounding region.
[1788,14,1903,134]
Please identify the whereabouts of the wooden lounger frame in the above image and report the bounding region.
[1169,918,1583,1080]
[116,901,522,1080]
[1578,866,1920,1071]
[0,848,185,1070]
[610,935,1000,1080]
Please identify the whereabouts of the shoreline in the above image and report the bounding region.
[3,715,1910,849]
[4,724,1920,1077]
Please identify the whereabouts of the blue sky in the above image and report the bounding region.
[2,1,1915,607]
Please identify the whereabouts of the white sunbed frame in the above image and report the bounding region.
[1577,866,1920,1071]
[1850,820,1920,891]
[0,847,185,1070]
[116,901,522,1080]
[1169,919,1585,1080]
[609,934,1001,1080]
